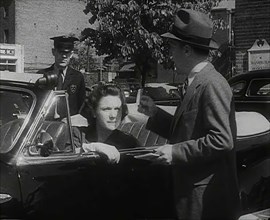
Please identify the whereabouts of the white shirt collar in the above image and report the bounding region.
[53,65,67,78]
[187,61,208,86]
[62,67,67,77]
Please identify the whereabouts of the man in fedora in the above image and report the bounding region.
[138,9,240,220]
[37,35,86,118]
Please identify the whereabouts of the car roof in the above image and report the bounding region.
[144,83,179,94]
[0,71,43,84]
[228,70,270,83]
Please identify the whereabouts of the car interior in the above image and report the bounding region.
[0,119,24,153]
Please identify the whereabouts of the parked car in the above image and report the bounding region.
[0,72,173,219]
[228,69,270,120]
[1,71,270,219]
[130,82,181,107]
[112,78,131,96]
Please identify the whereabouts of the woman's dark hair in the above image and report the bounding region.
[85,81,129,125]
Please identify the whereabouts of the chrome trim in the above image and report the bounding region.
[0,193,12,204]
[65,93,75,153]
[234,100,270,104]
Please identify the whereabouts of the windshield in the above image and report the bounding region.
[0,88,34,153]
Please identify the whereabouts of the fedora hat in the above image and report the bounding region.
[162,9,219,50]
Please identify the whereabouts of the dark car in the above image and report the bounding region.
[228,70,270,120]
[1,71,270,219]
[128,82,181,106]
[0,72,173,219]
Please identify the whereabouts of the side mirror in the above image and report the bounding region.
[35,73,58,89]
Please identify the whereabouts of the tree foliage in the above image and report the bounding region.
[81,0,222,82]
[70,39,94,71]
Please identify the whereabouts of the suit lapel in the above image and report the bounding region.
[170,78,200,134]
[170,63,213,135]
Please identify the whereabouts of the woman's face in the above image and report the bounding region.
[95,95,122,131]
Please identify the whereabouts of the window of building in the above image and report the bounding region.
[0,58,16,72]
[3,6,9,18]
[4,29,9,43]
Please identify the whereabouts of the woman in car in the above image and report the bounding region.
[79,81,141,163]
[76,82,141,219]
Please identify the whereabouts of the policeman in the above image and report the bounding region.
[37,35,86,117]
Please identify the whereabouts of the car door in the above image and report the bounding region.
[16,92,102,219]
[246,78,270,120]
[233,78,270,120]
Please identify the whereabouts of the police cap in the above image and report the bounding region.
[50,35,79,52]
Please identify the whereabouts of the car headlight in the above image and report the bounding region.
[124,91,130,97]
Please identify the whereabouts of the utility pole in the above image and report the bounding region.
[93,54,108,81]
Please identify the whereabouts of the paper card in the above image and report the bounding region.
[134,152,160,161]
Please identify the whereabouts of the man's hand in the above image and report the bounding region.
[154,144,173,165]
[83,142,120,164]
[138,95,158,117]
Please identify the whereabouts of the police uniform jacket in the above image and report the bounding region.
[38,65,85,116]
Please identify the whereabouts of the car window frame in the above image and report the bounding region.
[0,85,36,154]
[230,80,247,97]
[247,78,270,97]
[22,91,79,158]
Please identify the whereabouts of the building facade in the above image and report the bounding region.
[0,0,15,44]
[234,0,270,74]
[0,0,91,73]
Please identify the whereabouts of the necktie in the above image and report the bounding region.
[179,78,188,100]
[55,70,65,119]
[57,70,64,90]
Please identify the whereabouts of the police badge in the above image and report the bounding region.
[70,84,77,94]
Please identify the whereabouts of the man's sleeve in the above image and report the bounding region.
[146,107,174,139]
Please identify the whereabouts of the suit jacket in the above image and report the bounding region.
[37,65,85,116]
[147,63,240,220]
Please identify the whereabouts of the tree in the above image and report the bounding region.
[81,0,222,86]
[70,39,96,71]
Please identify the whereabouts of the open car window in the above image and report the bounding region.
[0,89,34,153]
[27,94,80,157]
